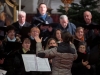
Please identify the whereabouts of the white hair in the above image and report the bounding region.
[60,15,68,20]
[18,11,26,16]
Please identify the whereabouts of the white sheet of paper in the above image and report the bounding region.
[36,57,51,71]
[0,69,7,75]
[22,54,37,72]
[22,54,51,72]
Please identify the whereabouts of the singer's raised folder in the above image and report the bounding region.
[22,54,51,72]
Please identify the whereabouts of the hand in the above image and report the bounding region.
[16,34,21,37]
[86,65,91,69]
[82,60,89,66]
[34,36,42,42]
[69,41,72,44]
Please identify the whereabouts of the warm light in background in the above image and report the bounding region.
[61,0,74,11]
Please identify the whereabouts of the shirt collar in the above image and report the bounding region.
[30,36,34,40]
[7,36,16,42]
[22,48,30,53]
[40,14,47,21]
[19,22,25,26]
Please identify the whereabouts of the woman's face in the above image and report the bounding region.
[31,29,39,37]
[48,40,57,47]
[75,29,84,39]
[22,40,31,51]
[56,30,62,41]
[78,45,86,53]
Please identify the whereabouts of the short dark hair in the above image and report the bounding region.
[22,38,31,44]
[78,41,87,48]
[6,25,15,32]
[38,3,47,8]
[62,31,74,43]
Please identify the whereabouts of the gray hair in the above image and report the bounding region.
[60,15,68,20]
[18,11,26,16]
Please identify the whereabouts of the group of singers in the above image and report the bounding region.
[0,3,100,75]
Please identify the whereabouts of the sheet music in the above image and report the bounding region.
[22,54,51,72]
[0,69,7,75]
[22,54,37,72]
[36,57,51,71]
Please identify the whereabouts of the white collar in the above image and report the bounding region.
[7,36,16,42]
[19,22,25,26]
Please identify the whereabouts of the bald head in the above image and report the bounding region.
[83,11,92,24]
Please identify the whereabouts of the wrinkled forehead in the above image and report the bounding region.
[84,11,92,17]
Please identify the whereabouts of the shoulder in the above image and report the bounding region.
[32,14,40,19]
[68,22,76,28]
[91,22,98,25]
[57,43,76,54]
[0,20,4,26]
[25,22,31,25]
[12,21,19,26]
[69,22,76,26]
[46,15,53,20]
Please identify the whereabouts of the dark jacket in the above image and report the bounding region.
[72,51,96,75]
[36,42,77,75]
[84,22,97,45]
[14,49,35,75]
[57,22,76,35]
[12,21,31,38]
[0,20,5,26]
[0,20,5,36]
[4,48,35,75]
[31,14,53,49]
[31,14,53,26]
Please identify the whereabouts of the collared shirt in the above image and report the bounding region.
[30,36,34,40]
[40,14,47,21]
[19,22,25,27]
[57,22,76,35]
[22,48,30,53]
[7,36,16,42]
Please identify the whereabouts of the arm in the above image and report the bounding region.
[35,36,57,58]
[70,43,78,60]
[69,22,76,35]
[36,42,57,58]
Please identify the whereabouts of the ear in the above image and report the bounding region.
[91,15,92,19]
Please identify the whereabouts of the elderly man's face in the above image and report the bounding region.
[84,11,92,24]
[60,18,68,28]
[18,14,26,24]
